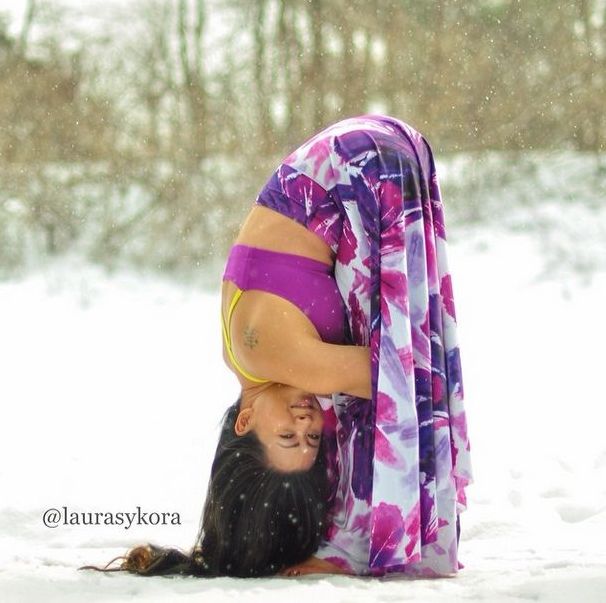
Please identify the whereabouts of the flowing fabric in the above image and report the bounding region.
[255,113,473,577]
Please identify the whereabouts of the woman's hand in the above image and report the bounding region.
[278,555,350,577]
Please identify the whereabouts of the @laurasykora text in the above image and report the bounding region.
[42,506,181,529]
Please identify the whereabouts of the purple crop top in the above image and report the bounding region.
[223,244,345,343]
[223,244,347,346]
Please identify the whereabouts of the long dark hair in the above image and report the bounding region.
[79,396,330,577]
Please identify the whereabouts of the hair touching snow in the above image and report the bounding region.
[79,397,330,577]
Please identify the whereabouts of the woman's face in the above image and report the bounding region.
[235,384,324,472]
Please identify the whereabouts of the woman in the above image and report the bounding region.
[235,113,473,578]
[81,113,472,578]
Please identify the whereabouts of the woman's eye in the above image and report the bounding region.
[280,434,320,440]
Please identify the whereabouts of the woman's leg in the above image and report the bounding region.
[256,114,473,576]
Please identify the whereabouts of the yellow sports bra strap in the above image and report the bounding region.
[227,288,243,324]
[221,288,270,384]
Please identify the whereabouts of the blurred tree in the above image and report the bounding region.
[0,0,603,277]
[0,0,115,259]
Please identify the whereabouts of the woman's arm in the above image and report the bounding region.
[268,337,371,399]
[230,293,371,398]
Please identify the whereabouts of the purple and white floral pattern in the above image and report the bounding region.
[255,114,473,577]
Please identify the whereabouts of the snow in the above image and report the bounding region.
[1,199,606,602]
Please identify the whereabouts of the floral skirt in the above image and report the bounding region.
[255,113,473,577]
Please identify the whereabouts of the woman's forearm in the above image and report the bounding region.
[230,318,372,398]
[292,342,371,399]
[256,340,372,399]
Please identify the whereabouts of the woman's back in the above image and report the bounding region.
[234,204,334,264]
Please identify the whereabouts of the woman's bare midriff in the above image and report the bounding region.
[221,204,336,387]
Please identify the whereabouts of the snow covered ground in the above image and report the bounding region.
[1,199,605,602]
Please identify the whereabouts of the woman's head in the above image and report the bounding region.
[235,384,324,472]
[193,394,329,576]
[92,394,330,578]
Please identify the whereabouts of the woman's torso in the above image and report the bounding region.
[221,205,342,387]
[221,113,415,386]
